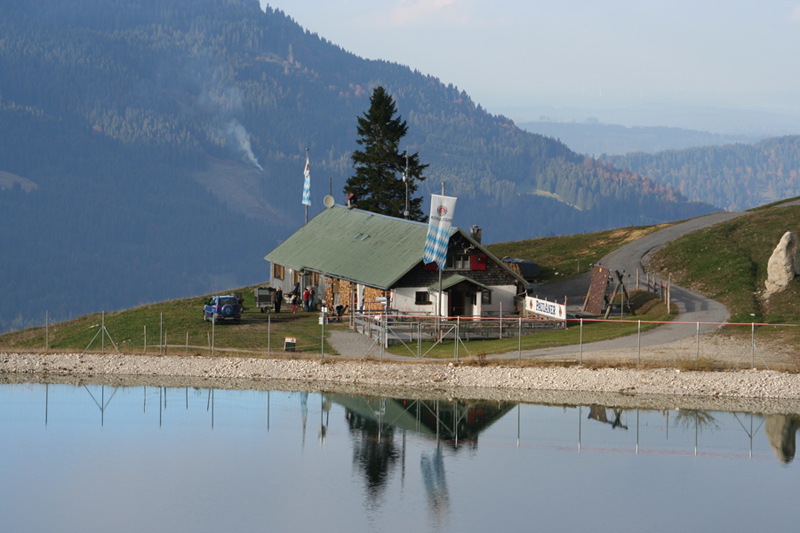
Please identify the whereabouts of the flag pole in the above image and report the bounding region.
[403,150,409,219]
[438,182,444,327]
[305,148,309,224]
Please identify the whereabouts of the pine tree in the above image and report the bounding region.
[344,87,428,221]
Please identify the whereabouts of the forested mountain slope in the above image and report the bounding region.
[0,0,714,331]
[606,136,800,211]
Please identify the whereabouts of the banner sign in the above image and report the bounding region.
[422,194,457,270]
[525,296,566,320]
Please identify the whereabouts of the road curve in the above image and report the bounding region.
[524,210,754,356]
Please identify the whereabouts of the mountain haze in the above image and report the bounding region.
[0,0,715,331]
[517,121,760,156]
[605,136,800,212]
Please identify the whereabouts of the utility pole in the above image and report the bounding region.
[403,151,409,219]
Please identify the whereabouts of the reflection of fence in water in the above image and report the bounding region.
[487,405,778,460]
[0,384,791,462]
[0,384,306,431]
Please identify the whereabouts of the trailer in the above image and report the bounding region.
[254,286,274,313]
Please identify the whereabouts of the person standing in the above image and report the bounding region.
[274,287,282,313]
[302,287,310,312]
[291,282,300,313]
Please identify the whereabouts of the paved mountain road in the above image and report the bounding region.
[523,204,797,357]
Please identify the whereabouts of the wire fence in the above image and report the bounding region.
[29,309,800,371]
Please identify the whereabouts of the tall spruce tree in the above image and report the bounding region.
[345,87,428,221]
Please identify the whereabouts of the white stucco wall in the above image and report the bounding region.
[480,285,519,316]
[393,285,519,317]
[393,287,444,316]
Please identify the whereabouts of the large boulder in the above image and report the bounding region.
[764,231,800,294]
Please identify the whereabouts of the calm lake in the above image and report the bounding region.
[1,382,799,532]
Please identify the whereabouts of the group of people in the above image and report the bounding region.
[272,283,315,313]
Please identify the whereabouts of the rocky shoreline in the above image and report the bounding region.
[3,351,800,413]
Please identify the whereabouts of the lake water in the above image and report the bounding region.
[1,382,799,532]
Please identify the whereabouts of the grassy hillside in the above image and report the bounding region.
[0,285,673,359]
[486,224,668,284]
[648,203,800,326]
[0,286,341,356]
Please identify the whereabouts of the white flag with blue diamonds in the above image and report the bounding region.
[301,153,311,206]
[422,194,457,270]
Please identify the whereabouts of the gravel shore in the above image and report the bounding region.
[3,348,800,414]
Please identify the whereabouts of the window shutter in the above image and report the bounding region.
[471,254,487,271]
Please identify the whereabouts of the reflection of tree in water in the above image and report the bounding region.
[345,410,399,503]
[766,414,800,464]
[674,409,719,431]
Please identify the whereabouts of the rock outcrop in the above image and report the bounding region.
[764,231,800,294]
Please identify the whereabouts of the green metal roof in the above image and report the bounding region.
[265,206,438,289]
[429,274,493,292]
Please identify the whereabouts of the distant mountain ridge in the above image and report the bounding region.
[605,136,800,211]
[517,121,760,156]
[0,0,715,331]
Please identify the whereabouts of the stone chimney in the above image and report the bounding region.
[470,225,482,244]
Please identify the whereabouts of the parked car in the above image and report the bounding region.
[203,295,243,324]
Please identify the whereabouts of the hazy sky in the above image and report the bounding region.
[259,0,800,115]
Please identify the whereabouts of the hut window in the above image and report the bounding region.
[415,291,431,305]
[447,254,470,270]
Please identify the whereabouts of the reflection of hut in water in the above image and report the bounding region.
[328,394,515,514]
[395,398,516,449]
[328,395,515,449]
[766,414,800,464]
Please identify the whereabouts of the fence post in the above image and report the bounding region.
[579,318,583,364]
[380,314,385,360]
[321,313,325,359]
[418,322,421,358]
[696,322,700,362]
[500,302,503,339]
[268,315,271,357]
[211,316,215,357]
[518,316,522,362]
[455,316,460,362]
[637,320,641,366]
[751,323,755,369]
[159,313,163,355]
[102,311,105,354]
[144,325,147,354]
[667,274,671,313]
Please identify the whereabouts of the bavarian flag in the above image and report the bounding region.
[301,152,311,206]
[422,194,457,270]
